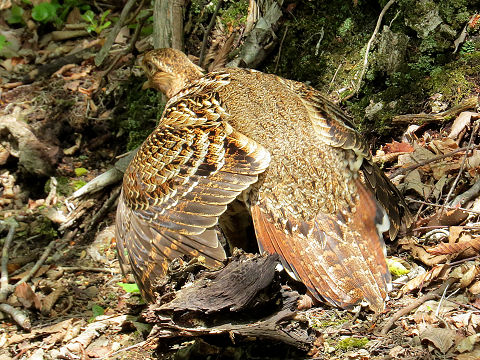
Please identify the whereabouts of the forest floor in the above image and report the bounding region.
[2,19,480,360]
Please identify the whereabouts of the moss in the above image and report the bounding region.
[335,337,369,350]
[113,78,165,151]
[30,216,57,240]
[72,179,87,191]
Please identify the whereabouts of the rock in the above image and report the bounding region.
[376,26,410,75]
[0,114,59,176]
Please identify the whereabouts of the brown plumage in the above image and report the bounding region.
[116,48,411,312]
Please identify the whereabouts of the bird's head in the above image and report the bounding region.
[142,48,204,99]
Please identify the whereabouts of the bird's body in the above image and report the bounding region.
[116,49,411,312]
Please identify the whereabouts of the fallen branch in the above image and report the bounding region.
[381,277,456,335]
[0,303,31,331]
[199,0,223,67]
[389,144,479,178]
[0,222,17,302]
[392,97,479,124]
[451,178,480,207]
[355,0,396,94]
[94,0,137,66]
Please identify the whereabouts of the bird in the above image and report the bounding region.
[115,48,411,312]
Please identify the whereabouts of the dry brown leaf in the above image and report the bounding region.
[420,327,455,354]
[382,140,414,154]
[430,138,459,154]
[469,280,480,295]
[404,169,432,199]
[400,238,449,266]
[427,236,480,256]
[449,112,474,139]
[14,282,42,310]
[402,264,449,294]
[456,334,479,353]
[456,347,480,360]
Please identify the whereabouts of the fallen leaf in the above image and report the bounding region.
[15,282,42,310]
[402,265,449,294]
[420,327,455,354]
[457,334,479,353]
[449,112,473,139]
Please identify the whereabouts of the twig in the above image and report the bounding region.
[102,13,149,78]
[355,0,396,94]
[451,178,480,207]
[199,0,224,67]
[85,187,121,233]
[0,303,31,331]
[443,122,478,209]
[274,25,289,73]
[389,144,479,178]
[380,277,456,335]
[14,240,56,288]
[61,266,119,274]
[99,340,147,359]
[0,222,17,300]
[407,198,480,215]
[392,96,478,124]
[45,176,57,206]
[94,0,137,66]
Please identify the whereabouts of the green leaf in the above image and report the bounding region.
[32,2,57,22]
[0,35,10,51]
[81,9,95,23]
[91,304,105,318]
[100,9,110,23]
[74,167,88,176]
[117,282,140,293]
[7,5,24,24]
[97,21,111,33]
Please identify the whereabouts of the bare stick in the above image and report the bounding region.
[274,25,289,73]
[451,178,480,207]
[443,123,478,209]
[199,0,224,67]
[85,187,121,233]
[0,222,17,300]
[0,303,31,331]
[355,0,396,94]
[389,144,479,178]
[61,266,119,274]
[95,0,137,66]
[14,240,56,288]
[381,277,455,335]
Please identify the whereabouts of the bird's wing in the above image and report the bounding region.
[252,178,391,313]
[290,81,411,238]
[116,87,270,301]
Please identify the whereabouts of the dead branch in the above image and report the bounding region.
[389,144,479,178]
[392,97,479,124]
[94,0,137,66]
[199,0,223,67]
[381,277,456,335]
[443,122,478,208]
[355,0,396,94]
[0,222,17,301]
[451,178,480,207]
[0,303,31,331]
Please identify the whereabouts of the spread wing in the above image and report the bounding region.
[116,88,270,301]
[292,83,412,238]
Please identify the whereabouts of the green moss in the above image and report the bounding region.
[72,179,87,191]
[335,337,369,350]
[74,167,88,176]
[30,216,57,240]
[113,78,165,151]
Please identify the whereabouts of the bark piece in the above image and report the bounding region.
[145,253,313,350]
